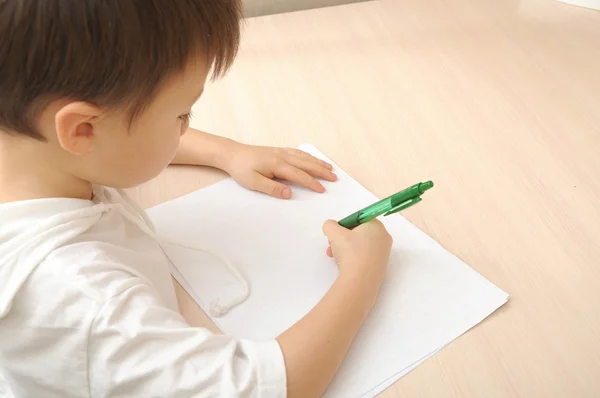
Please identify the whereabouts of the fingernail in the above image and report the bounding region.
[282,188,291,199]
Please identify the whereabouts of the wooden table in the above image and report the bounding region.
[129,0,600,396]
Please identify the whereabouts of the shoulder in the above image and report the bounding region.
[31,187,178,309]
[40,236,167,303]
[37,202,180,309]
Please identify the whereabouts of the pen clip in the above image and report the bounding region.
[384,197,422,216]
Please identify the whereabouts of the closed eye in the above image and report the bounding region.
[179,111,194,122]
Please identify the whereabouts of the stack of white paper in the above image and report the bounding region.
[554,0,600,11]
[148,144,508,397]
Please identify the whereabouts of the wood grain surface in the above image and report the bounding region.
[128,0,600,396]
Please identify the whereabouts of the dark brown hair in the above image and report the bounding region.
[0,0,242,140]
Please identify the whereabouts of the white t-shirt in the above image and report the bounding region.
[0,187,286,397]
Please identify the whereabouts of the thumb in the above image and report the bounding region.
[322,219,348,241]
[252,172,292,199]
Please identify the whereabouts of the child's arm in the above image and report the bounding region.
[278,220,392,398]
[171,128,337,199]
[171,128,238,170]
[88,221,390,397]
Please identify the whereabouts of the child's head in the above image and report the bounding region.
[0,0,241,191]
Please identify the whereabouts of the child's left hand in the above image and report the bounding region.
[224,143,337,199]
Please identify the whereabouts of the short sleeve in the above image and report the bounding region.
[87,283,286,398]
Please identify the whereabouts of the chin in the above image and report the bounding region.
[100,160,171,189]
[101,172,158,190]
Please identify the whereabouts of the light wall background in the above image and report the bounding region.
[243,0,371,17]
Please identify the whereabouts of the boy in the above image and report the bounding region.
[0,1,392,397]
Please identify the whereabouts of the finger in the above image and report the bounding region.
[251,172,292,199]
[322,219,347,239]
[274,163,325,193]
[356,217,384,230]
[286,148,333,170]
[285,156,337,182]
[326,246,333,258]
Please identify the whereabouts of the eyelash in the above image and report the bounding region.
[179,111,193,122]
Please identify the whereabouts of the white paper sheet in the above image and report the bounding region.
[148,144,509,397]
[554,0,600,11]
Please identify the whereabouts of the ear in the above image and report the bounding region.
[54,102,103,155]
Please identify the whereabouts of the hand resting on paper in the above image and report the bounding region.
[277,219,392,398]
[172,128,337,199]
[224,143,338,199]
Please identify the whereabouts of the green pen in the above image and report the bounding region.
[338,181,434,229]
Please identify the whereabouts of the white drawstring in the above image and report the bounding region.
[149,237,250,317]
[116,189,250,318]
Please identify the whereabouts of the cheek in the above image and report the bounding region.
[162,125,183,162]
[139,121,182,168]
[181,119,190,135]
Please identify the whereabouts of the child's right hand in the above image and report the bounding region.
[279,219,393,397]
[322,219,393,293]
